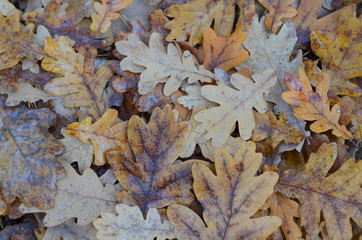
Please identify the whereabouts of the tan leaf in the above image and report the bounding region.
[65,109,129,166]
[42,36,113,118]
[195,69,277,146]
[90,0,133,34]
[43,219,97,240]
[236,16,307,135]
[106,105,207,215]
[199,136,244,162]
[276,143,362,239]
[258,0,297,33]
[177,84,217,110]
[339,96,362,141]
[116,32,214,96]
[164,0,255,45]
[0,0,15,16]
[20,161,117,227]
[282,68,352,139]
[167,142,281,240]
[93,204,175,240]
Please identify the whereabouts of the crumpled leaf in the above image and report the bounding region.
[0,82,57,106]
[236,16,307,135]
[164,0,255,45]
[116,32,214,96]
[0,10,45,70]
[194,69,277,147]
[65,109,128,166]
[282,68,352,139]
[0,108,64,208]
[276,143,362,239]
[106,105,206,215]
[202,27,249,71]
[339,96,362,141]
[20,161,117,227]
[258,0,297,33]
[93,204,175,240]
[42,36,113,118]
[251,110,303,149]
[167,142,281,240]
[43,219,97,240]
[90,0,133,34]
[58,129,94,174]
[310,4,362,97]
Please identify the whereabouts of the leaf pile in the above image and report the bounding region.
[0,0,361,239]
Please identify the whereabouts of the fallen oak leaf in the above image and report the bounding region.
[276,143,362,239]
[90,0,133,34]
[65,108,129,166]
[93,204,175,240]
[195,69,277,147]
[0,108,64,209]
[106,105,209,215]
[20,161,117,227]
[310,4,362,98]
[116,32,214,96]
[282,68,352,139]
[339,96,362,141]
[167,142,281,240]
[42,219,97,240]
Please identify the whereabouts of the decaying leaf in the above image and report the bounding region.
[177,83,217,110]
[164,0,255,45]
[20,161,117,227]
[200,136,245,162]
[0,108,64,208]
[43,219,97,240]
[42,36,113,118]
[65,109,128,166]
[339,96,362,141]
[236,16,307,135]
[258,0,297,33]
[251,110,304,149]
[195,69,277,147]
[93,204,175,240]
[0,9,45,70]
[310,4,362,97]
[202,27,249,71]
[167,142,281,240]
[90,0,133,34]
[116,32,214,96]
[282,68,352,139]
[276,143,362,239]
[106,105,206,215]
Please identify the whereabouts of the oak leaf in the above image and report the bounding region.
[116,32,214,96]
[106,105,207,215]
[0,0,15,16]
[90,0,133,34]
[339,96,362,141]
[282,68,352,139]
[164,0,255,45]
[0,10,45,70]
[251,110,303,149]
[43,219,97,240]
[195,69,277,147]
[202,27,249,71]
[42,36,113,118]
[177,83,217,110]
[199,136,244,162]
[258,0,297,33]
[276,143,362,239]
[167,142,281,240]
[0,108,64,208]
[20,161,117,227]
[65,109,129,166]
[310,5,362,97]
[93,204,175,240]
[236,16,307,135]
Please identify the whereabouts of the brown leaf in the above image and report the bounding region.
[65,109,128,166]
[339,96,362,141]
[111,72,140,94]
[164,0,255,45]
[310,5,362,98]
[106,105,204,215]
[0,108,64,208]
[167,142,281,240]
[202,27,249,71]
[42,36,113,118]
[258,0,297,33]
[282,68,352,139]
[276,143,362,239]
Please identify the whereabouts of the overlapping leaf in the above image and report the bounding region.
[167,142,281,240]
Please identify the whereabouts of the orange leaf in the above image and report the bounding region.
[202,27,249,71]
[282,68,352,139]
